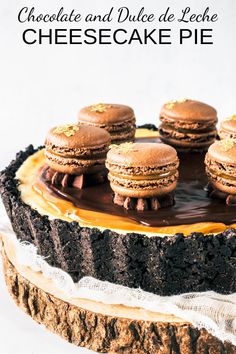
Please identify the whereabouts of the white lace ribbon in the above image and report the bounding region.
[0,217,235,346]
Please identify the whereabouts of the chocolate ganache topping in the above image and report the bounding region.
[40,137,236,228]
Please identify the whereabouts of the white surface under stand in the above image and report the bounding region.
[1,2,236,352]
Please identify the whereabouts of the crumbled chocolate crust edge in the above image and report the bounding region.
[3,249,235,354]
[1,145,236,296]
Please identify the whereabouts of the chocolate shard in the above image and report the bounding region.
[72,175,85,189]
[210,189,228,200]
[44,166,55,181]
[113,193,174,211]
[136,198,149,211]
[89,172,107,185]
[43,166,107,190]
[124,197,136,210]
[113,193,125,206]
[226,194,236,206]
[161,194,175,208]
[61,174,73,188]
[207,183,236,206]
[51,171,64,186]
[151,197,160,210]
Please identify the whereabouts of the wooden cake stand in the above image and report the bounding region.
[1,233,235,354]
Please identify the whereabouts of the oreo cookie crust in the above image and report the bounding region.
[1,145,236,296]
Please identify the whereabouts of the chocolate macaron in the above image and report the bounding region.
[205,139,236,203]
[159,99,218,150]
[44,124,111,187]
[219,115,236,140]
[106,142,179,210]
[78,103,136,143]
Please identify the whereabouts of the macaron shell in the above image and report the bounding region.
[160,99,217,122]
[160,116,217,132]
[205,152,236,178]
[219,129,236,140]
[109,180,177,198]
[79,116,135,131]
[210,179,236,195]
[220,118,236,132]
[160,136,216,149]
[79,121,136,143]
[207,140,236,165]
[45,150,106,175]
[78,104,135,124]
[46,143,109,158]
[205,167,236,195]
[205,141,236,195]
[106,143,178,168]
[159,129,217,149]
[45,125,111,150]
[160,125,217,140]
[106,142,179,198]
[109,129,135,144]
[219,119,236,139]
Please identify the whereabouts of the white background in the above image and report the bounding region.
[0,1,236,353]
[0,0,236,170]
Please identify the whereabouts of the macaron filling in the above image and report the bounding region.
[160,116,216,131]
[79,116,136,131]
[105,161,179,176]
[45,150,107,170]
[45,142,110,158]
[108,170,177,180]
[108,170,178,188]
[159,125,217,143]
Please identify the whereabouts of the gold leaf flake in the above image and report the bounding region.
[90,103,112,113]
[226,114,236,121]
[109,144,119,150]
[53,124,79,137]
[165,98,188,109]
[218,139,236,152]
[166,102,175,109]
[177,98,188,103]
[112,142,135,153]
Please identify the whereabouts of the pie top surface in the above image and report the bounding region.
[16,129,236,236]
